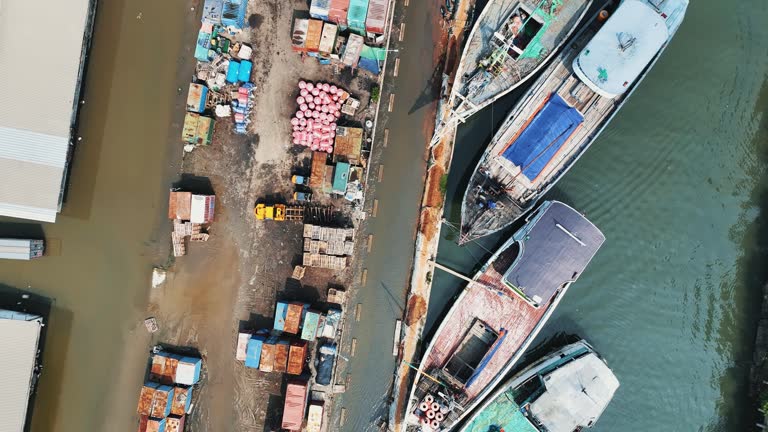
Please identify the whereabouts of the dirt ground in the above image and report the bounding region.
[143,1,383,431]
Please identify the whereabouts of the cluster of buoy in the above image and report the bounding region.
[290,80,351,153]
[417,394,446,430]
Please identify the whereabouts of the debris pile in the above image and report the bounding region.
[231,83,254,134]
[291,80,350,153]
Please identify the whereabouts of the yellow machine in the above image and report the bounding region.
[254,203,286,221]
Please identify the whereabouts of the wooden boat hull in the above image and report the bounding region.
[459,0,689,244]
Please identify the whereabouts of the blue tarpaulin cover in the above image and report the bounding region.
[358,57,381,75]
[238,60,252,82]
[315,344,337,385]
[501,94,583,180]
[221,0,248,28]
[226,61,240,83]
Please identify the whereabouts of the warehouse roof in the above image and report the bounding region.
[0,0,94,222]
[0,313,43,432]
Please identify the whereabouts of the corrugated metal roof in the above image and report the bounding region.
[0,317,42,432]
[0,0,94,222]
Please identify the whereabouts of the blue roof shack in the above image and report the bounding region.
[332,162,350,194]
[274,301,289,331]
[245,336,266,368]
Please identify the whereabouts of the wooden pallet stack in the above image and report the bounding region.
[301,224,355,270]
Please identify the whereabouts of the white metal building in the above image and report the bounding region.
[0,311,43,432]
[0,0,95,222]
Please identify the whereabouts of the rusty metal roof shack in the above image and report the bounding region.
[168,191,192,220]
[502,201,605,307]
[0,0,96,222]
[310,152,328,189]
[341,33,364,67]
[333,126,363,164]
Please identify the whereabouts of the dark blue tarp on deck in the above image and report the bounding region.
[501,93,583,180]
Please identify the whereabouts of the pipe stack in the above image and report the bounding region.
[417,394,445,430]
[290,80,350,153]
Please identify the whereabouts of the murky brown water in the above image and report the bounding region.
[0,0,193,430]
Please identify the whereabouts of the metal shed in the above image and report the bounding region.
[0,0,96,222]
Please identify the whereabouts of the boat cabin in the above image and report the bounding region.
[502,201,605,307]
[572,0,670,98]
[523,353,619,432]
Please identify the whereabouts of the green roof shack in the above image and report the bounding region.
[332,162,350,194]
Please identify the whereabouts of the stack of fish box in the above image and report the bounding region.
[137,351,203,432]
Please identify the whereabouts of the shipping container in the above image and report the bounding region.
[328,0,350,27]
[310,0,331,20]
[0,238,44,260]
[305,19,323,54]
[171,386,193,416]
[201,0,223,25]
[284,302,305,334]
[146,417,167,432]
[301,310,321,341]
[259,336,279,372]
[175,356,202,385]
[236,332,250,361]
[245,335,266,368]
[347,0,369,34]
[281,380,309,431]
[221,0,248,28]
[306,402,324,432]
[137,382,160,416]
[287,340,308,375]
[319,23,338,56]
[292,19,309,52]
[274,339,290,373]
[365,0,388,34]
[150,385,174,418]
[168,191,192,220]
[190,195,215,223]
[274,301,289,331]
[165,415,185,432]
[341,33,364,67]
[186,83,209,113]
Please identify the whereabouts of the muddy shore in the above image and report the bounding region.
[134,1,393,431]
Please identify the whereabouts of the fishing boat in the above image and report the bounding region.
[432,0,594,144]
[460,339,618,432]
[459,0,688,243]
[404,201,605,431]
